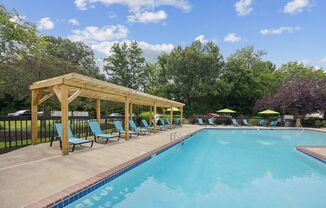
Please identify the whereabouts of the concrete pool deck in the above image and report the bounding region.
[0,125,325,207]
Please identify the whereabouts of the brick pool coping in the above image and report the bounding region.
[26,129,202,208]
[295,146,326,163]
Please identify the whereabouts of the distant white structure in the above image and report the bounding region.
[51,111,89,117]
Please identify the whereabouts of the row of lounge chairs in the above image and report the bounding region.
[197,118,251,126]
[51,118,180,152]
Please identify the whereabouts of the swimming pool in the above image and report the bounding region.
[66,129,326,208]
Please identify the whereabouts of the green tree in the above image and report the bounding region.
[43,36,103,78]
[222,46,277,114]
[0,5,45,62]
[157,41,225,115]
[103,41,146,90]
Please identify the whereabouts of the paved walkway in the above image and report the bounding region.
[0,125,203,208]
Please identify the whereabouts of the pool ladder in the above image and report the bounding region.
[170,132,184,146]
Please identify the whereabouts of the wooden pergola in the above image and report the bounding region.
[30,73,185,155]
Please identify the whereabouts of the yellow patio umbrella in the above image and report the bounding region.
[258,109,280,115]
[166,107,180,112]
[217,108,236,113]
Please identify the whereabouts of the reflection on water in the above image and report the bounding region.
[67,130,326,208]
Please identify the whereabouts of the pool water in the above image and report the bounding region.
[66,129,326,208]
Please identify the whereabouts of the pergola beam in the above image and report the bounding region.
[68,89,82,104]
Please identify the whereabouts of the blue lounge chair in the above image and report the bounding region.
[114,120,139,138]
[52,123,93,152]
[129,120,150,135]
[142,119,153,132]
[165,119,178,128]
[152,119,168,130]
[258,120,265,126]
[208,118,215,125]
[270,121,278,127]
[242,119,250,126]
[160,119,170,128]
[88,121,119,143]
[231,118,239,126]
[198,118,205,125]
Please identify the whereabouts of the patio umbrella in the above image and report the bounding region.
[258,109,279,115]
[166,107,180,112]
[217,108,236,113]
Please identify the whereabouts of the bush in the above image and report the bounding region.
[314,120,322,128]
[139,111,183,123]
[249,118,259,126]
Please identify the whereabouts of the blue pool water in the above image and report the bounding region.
[66,129,326,208]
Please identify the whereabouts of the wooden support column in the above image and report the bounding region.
[154,103,157,133]
[149,106,153,126]
[170,106,173,129]
[124,97,130,140]
[31,90,39,145]
[180,107,183,127]
[96,99,101,124]
[129,103,133,120]
[60,85,69,155]
[163,108,166,120]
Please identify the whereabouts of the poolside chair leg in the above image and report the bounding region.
[90,141,94,148]
[72,144,75,152]
[59,141,62,149]
[50,136,53,147]
[105,138,109,144]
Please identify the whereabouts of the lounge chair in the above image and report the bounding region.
[52,123,93,152]
[258,120,265,126]
[160,119,170,128]
[142,119,153,132]
[208,118,215,125]
[270,121,278,127]
[88,121,119,143]
[165,119,178,128]
[152,119,168,130]
[198,118,205,125]
[114,120,139,138]
[231,118,239,126]
[242,119,250,126]
[129,120,150,135]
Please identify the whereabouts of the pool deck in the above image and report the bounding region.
[0,125,325,208]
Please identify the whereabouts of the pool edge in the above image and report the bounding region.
[26,128,203,208]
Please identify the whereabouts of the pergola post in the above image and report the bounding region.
[60,85,69,155]
[124,97,130,140]
[170,106,173,129]
[31,90,39,145]
[96,98,101,124]
[154,103,157,133]
[129,103,133,120]
[149,106,152,126]
[162,108,166,120]
[180,107,183,127]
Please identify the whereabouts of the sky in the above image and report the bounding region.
[2,0,326,69]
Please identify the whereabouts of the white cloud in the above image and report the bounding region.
[68,18,80,26]
[321,56,326,64]
[37,17,54,30]
[260,26,301,35]
[92,40,174,62]
[234,0,253,16]
[74,0,87,10]
[74,0,191,12]
[128,10,167,23]
[224,33,241,43]
[298,59,310,66]
[68,25,128,43]
[195,35,208,43]
[283,0,311,14]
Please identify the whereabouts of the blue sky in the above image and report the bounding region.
[2,0,326,69]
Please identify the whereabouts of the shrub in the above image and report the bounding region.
[314,120,322,128]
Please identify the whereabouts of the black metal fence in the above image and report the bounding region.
[0,115,124,154]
